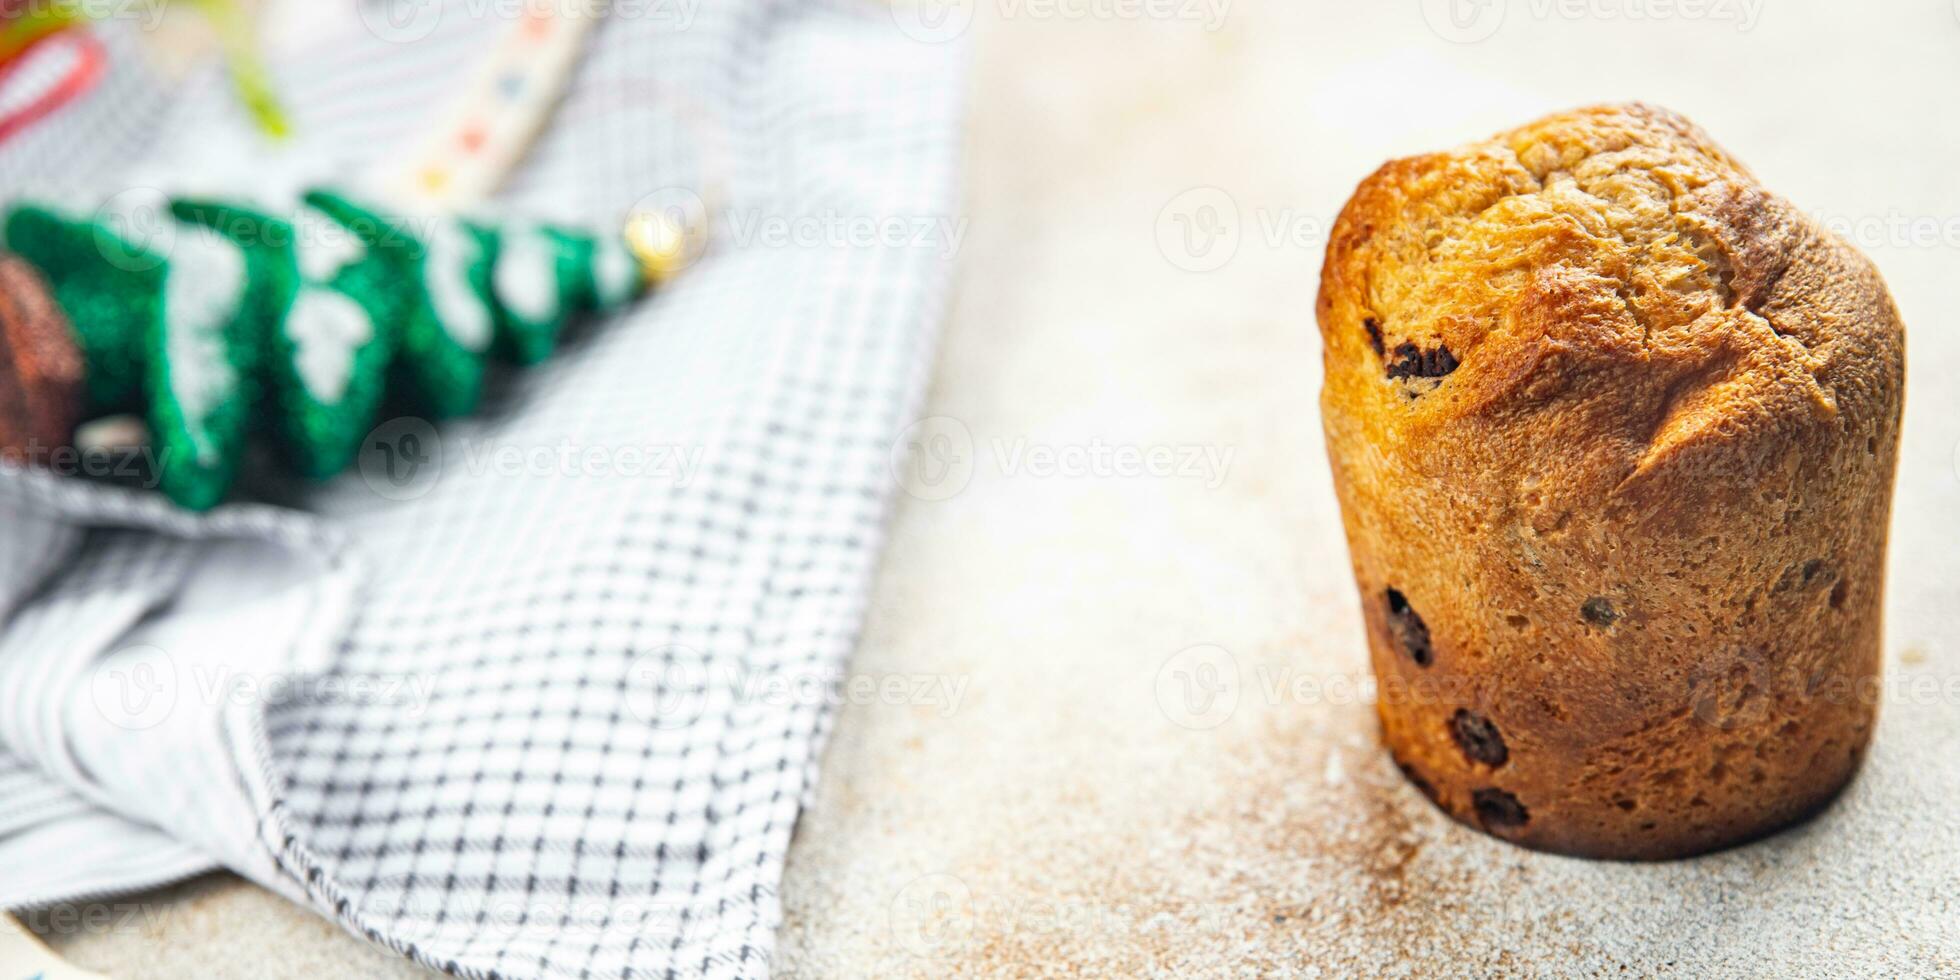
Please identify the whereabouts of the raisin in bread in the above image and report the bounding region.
[1317,103,1905,859]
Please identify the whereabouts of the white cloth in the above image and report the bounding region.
[0,5,965,978]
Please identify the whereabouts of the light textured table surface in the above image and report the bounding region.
[30,1,1960,976]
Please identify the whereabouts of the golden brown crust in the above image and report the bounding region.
[1317,103,1905,859]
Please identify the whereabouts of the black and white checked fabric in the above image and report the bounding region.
[0,5,964,977]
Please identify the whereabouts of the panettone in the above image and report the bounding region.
[1317,103,1905,859]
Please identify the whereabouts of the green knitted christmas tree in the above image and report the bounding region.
[1,188,658,509]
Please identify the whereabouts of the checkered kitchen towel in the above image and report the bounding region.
[0,4,964,977]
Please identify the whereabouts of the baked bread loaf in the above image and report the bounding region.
[1317,103,1905,859]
